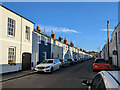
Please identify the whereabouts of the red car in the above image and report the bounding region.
[93,58,111,72]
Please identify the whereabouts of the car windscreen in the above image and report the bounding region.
[94,59,106,63]
[67,59,72,61]
[41,60,53,63]
[59,60,63,62]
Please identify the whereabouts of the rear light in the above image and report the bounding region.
[95,65,98,68]
[62,62,64,64]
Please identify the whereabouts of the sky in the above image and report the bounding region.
[2,2,118,52]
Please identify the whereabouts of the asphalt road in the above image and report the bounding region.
[2,59,97,88]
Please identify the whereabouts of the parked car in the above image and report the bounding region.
[77,58,81,63]
[34,59,61,73]
[82,71,120,89]
[59,59,70,67]
[74,59,78,64]
[81,58,84,62]
[67,59,75,65]
[93,58,111,72]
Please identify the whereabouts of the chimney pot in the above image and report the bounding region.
[64,37,67,44]
[51,31,55,39]
[59,36,62,42]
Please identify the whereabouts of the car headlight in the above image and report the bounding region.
[46,66,51,68]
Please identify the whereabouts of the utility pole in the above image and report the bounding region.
[107,20,109,62]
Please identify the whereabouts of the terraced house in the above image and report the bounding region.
[0,5,34,74]
[32,26,51,67]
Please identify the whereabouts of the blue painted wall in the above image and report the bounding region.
[39,41,51,63]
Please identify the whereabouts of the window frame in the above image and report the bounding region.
[8,46,16,64]
[7,18,15,37]
[25,26,30,41]
[44,37,47,45]
[37,34,41,44]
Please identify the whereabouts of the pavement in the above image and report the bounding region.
[1,70,35,83]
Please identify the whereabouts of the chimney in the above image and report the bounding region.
[64,37,67,44]
[51,31,55,39]
[70,41,74,47]
[59,36,62,42]
[36,25,41,33]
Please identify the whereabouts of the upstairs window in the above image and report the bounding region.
[44,37,47,45]
[25,26,30,40]
[37,35,41,44]
[41,35,44,41]
[53,40,55,47]
[8,18,15,36]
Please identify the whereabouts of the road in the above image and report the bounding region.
[2,59,97,88]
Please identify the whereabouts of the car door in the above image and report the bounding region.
[56,59,60,69]
[91,74,106,90]
[53,59,58,70]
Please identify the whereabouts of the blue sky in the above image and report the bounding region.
[2,2,118,52]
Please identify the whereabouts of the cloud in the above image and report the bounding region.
[101,29,114,32]
[39,25,79,33]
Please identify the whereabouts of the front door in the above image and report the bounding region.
[22,52,31,71]
[33,51,38,67]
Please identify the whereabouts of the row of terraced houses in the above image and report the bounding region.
[0,4,93,74]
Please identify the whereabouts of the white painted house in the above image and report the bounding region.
[0,5,34,74]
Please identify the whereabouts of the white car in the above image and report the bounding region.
[34,59,61,73]
[82,71,120,89]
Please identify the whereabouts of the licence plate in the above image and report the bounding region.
[98,66,104,68]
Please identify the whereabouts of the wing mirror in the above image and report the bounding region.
[82,80,91,86]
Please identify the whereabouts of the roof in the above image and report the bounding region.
[0,4,34,24]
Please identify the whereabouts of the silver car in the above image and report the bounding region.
[34,59,61,73]
[82,71,120,89]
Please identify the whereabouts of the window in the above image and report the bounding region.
[25,26,30,40]
[53,40,55,46]
[37,35,41,44]
[8,18,15,36]
[48,38,51,43]
[119,32,120,44]
[44,37,47,45]
[41,35,44,41]
[43,52,47,60]
[91,74,105,89]
[8,47,16,64]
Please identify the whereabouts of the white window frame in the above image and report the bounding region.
[43,52,47,60]
[25,26,30,41]
[7,18,15,37]
[37,34,41,44]
[8,47,16,64]
[44,37,47,45]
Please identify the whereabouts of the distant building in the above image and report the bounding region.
[51,32,63,59]
[0,5,34,74]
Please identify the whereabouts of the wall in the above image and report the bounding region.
[32,32,39,67]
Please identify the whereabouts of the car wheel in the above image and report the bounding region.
[59,65,62,69]
[93,69,95,72]
[50,67,53,73]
